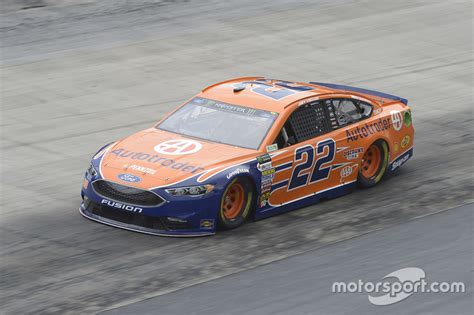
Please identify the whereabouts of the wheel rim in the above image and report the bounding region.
[361,145,382,178]
[222,182,245,220]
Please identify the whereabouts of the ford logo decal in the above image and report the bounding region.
[117,173,141,183]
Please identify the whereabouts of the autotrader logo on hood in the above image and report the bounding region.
[154,140,202,155]
[108,148,206,174]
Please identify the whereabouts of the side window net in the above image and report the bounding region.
[288,102,331,143]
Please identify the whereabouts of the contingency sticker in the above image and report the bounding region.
[256,153,275,207]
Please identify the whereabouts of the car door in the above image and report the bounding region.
[266,99,364,207]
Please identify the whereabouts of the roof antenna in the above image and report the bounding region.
[233,83,246,93]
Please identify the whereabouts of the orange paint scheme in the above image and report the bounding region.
[99,77,414,208]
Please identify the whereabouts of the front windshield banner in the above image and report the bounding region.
[158,98,278,150]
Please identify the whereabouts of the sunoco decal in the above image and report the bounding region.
[401,135,410,148]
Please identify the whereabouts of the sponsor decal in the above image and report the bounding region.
[256,153,271,164]
[226,168,250,179]
[394,143,399,152]
[340,166,353,178]
[391,110,403,131]
[259,192,271,207]
[390,150,412,171]
[256,153,275,207]
[257,161,274,171]
[299,96,320,106]
[266,143,278,152]
[118,173,141,183]
[125,164,156,175]
[404,110,412,127]
[401,135,410,148]
[200,219,215,229]
[373,107,383,115]
[261,168,276,177]
[109,148,205,174]
[82,178,89,190]
[101,199,143,213]
[343,147,364,160]
[261,177,273,188]
[154,139,202,155]
[346,118,391,142]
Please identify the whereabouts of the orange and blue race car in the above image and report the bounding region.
[80,77,414,236]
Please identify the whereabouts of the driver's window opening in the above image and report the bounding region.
[273,98,372,148]
[274,101,330,148]
[327,99,372,127]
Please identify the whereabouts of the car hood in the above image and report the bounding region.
[99,128,256,189]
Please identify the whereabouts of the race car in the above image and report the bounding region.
[80,77,414,236]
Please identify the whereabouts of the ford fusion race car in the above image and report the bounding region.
[80,77,414,236]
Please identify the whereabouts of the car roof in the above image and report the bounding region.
[198,77,337,113]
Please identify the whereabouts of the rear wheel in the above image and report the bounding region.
[358,140,389,188]
[218,177,253,230]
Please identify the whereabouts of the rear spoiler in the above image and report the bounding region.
[309,82,408,105]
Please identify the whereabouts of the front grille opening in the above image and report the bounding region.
[89,202,166,230]
[92,180,164,207]
[86,201,192,231]
[162,217,192,230]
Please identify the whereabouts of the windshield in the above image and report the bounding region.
[157,97,278,150]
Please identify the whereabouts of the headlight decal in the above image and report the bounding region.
[86,163,98,179]
[165,184,214,196]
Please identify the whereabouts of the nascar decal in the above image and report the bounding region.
[391,110,403,131]
[154,139,202,155]
[257,153,276,207]
[109,148,205,174]
[346,118,391,142]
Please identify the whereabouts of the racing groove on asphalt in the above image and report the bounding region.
[1,0,472,313]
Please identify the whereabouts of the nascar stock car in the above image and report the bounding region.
[80,77,414,236]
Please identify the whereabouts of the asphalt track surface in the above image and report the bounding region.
[1,0,473,314]
[103,203,473,315]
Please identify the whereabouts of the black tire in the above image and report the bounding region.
[358,140,389,188]
[217,177,253,230]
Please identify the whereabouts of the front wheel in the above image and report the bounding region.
[358,140,389,188]
[218,177,253,230]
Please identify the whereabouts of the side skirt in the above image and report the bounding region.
[254,181,357,220]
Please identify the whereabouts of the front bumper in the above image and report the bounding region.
[80,179,219,237]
